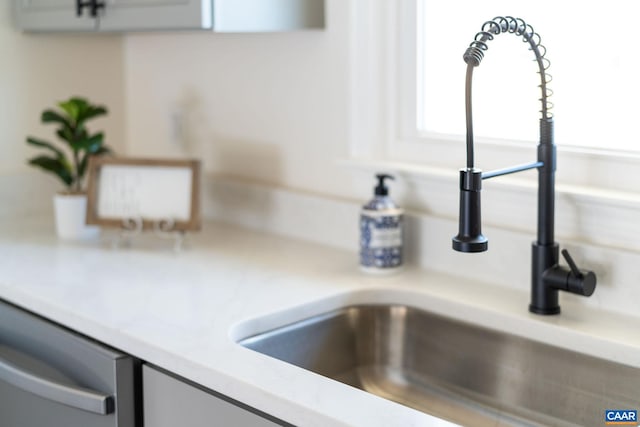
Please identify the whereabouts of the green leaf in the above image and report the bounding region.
[41,110,72,129]
[77,106,108,128]
[55,127,74,144]
[70,132,104,153]
[69,97,89,110]
[26,137,66,159]
[58,98,87,122]
[28,155,74,188]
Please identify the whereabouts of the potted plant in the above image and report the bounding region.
[26,97,113,240]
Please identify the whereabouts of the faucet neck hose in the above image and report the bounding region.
[465,64,475,169]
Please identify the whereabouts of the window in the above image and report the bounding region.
[417,0,640,152]
[349,0,640,192]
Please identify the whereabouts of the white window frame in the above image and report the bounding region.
[347,0,640,252]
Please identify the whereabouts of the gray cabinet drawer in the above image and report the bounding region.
[143,365,288,427]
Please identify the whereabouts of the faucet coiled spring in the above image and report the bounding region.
[464,16,553,119]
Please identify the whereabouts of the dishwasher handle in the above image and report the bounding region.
[0,353,114,415]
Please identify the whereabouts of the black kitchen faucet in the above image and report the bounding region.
[452,16,596,314]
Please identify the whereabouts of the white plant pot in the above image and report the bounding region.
[53,193,100,241]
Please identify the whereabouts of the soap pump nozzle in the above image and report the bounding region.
[374,174,394,196]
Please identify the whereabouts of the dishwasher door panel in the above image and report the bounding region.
[1,378,117,427]
[0,300,139,427]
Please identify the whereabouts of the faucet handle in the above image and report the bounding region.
[560,249,596,296]
[561,249,582,278]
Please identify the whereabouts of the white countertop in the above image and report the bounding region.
[0,217,639,427]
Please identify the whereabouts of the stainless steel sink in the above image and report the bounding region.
[238,305,640,427]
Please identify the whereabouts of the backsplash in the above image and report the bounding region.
[0,174,57,220]
[203,175,640,319]
[202,175,357,251]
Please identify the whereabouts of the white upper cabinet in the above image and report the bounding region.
[13,0,325,32]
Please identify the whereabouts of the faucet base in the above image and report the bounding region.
[529,304,560,315]
[530,243,560,315]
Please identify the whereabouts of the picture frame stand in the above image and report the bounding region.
[112,217,186,252]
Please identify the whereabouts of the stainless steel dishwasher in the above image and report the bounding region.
[0,299,140,427]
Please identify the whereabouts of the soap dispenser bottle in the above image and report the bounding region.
[360,174,404,273]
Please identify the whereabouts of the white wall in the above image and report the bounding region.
[123,0,355,199]
[0,4,125,192]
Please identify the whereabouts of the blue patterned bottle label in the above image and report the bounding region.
[359,212,403,270]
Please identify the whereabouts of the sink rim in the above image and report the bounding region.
[230,287,640,370]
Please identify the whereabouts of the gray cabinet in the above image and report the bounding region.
[96,0,212,32]
[13,0,324,32]
[13,0,97,31]
[143,365,287,427]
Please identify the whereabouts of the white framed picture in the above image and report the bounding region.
[86,157,201,231]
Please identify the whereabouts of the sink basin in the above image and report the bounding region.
[238,304,640,427]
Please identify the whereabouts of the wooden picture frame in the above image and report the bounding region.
[86,157,201,232]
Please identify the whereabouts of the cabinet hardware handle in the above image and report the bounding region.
[76,0,105,18]
[0,353,114,415]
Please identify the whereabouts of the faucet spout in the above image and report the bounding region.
[453,16,596,315]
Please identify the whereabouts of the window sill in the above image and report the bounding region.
[339,156,640,254]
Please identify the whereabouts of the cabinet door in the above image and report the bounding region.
[13,0,97,31]
[143,365,287,427]
[97,0,212,31]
